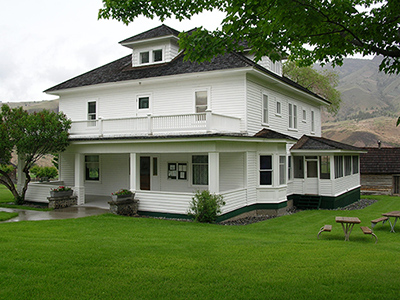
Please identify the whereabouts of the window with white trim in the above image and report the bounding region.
[288,156,292,181]
[352,156,359,174]
[262,94,269,124]
[153,49,162,62]
[311,110,315,133]
[345,155,352,176]
[289,103,297,129]
[302,109,307,122]
[195,91,208,113]
[192,155,208,185]
[168,162,187,180]
[260,155,273,185]
[138,96,150,110]
[276,101,281,115]
[334,156,343,178]
[294,156,304,179]
[279,156,286,185]
[320,156,330,179]
[85,155,100,181]
[140,51,150,64]
[88,101,96,120]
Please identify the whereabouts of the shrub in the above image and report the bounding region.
[30,166,58,180]
[0,165,15,174]
[188,190,225,223]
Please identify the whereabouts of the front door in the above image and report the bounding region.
[140,156,151,190]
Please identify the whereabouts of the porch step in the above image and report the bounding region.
[294,195,322,210]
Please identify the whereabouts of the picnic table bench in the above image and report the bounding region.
[360,226,378,243]
[371,217,388,229]
[317,225,332,239]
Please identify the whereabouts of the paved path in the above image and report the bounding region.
[1,206,109,223]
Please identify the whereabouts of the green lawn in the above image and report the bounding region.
[0,185,51,213]
[0,195,399,299]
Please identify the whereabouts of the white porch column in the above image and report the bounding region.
[208,152,220,194]
[74,153,85,205]
[130,153,137,192]
[16,155,26,194]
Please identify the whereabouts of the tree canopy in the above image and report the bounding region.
[0,105,71,203]
[282,61,341,114]
[99,0,400,74]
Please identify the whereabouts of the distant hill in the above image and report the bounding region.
[319,57,400,147]
[5,99,59,114]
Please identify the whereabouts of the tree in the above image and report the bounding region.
[98,0,400,74]
[0,105,71,204]
[282,61,341,114]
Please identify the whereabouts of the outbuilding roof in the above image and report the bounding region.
[291,135,363,151]
[360,147,400,174]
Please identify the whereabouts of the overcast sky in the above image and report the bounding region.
[0,0,224,102]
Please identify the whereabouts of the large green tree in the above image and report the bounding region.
[98,0,399,125]
[282,61,341,114]
[0,105,71,204]
[99,0,400,74]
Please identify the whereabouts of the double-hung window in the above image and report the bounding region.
[85,155,100,181]
[87,101,96,127]
[289,103,297,129]
[153,49,162,62]
[195,91,208,113]
[279,156,286,185]
[262,94,269,124]
[140,51,150,64]
[192,155,208,185]
[260,155,273,185]
[311,110,315,133]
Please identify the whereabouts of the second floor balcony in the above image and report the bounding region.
[69,111,242,139]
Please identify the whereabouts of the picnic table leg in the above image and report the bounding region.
[390,217,398,233]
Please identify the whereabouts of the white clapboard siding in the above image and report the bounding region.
[135,191,193,214]
[333,174,360,196]
[219,152,245,192]
[246,151,258,206]
[25,181,65,203]
[221,188,247,213]
[59,153,75,187]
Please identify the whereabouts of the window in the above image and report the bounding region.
[289,103,297,129]
[294,156,304,179]
[85,155,99,181]
[195,91,208,113]
[192,155,208,185]
[311,110,315,133]
[303,109,307,122]
[153,49,162,62]
[138,96,150,109]
[260,155,272,185]
[320,156,330,179]
[276,101,281,115]
[306,156,318,178]
[352,156,359,174]
[334,156,343,178]
[288,156,292,181]
[168,162,187,180]
[88,101,96,120]
[140,51,149,64]
[153,157,158,176]
[345,156,352,176]
[262,94,268,124]
[279,156,286,185]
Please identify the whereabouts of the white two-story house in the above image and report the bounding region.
[25,25,363,220]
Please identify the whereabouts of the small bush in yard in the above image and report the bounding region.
[188,190,225,223]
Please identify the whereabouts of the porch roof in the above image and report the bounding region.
[290,135,364,152]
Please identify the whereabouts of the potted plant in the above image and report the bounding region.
[111,189,134,202]
[50,186,73,198]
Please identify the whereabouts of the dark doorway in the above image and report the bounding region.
[140,156,151,190]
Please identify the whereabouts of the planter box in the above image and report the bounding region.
[111,193,135,202]
[50,190,73,198]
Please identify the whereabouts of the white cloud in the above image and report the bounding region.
[0,0,224,102]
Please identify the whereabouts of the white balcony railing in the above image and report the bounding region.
[69,111,241,137]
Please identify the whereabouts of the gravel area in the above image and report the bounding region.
[220,198,378,226]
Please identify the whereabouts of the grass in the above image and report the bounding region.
[0,195,399,299]
[0,185,51,212]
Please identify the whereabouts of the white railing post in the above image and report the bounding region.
[98,116,103,137]
[206,109,212,132]
[147,113,153,135]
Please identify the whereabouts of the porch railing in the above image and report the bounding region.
[70,111,241,137]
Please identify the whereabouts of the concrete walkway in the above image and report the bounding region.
[0,205,109,223]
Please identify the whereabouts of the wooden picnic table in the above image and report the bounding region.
[382,211,400,233]
[335,217,361,241]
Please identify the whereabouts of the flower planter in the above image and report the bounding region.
[111,193,134,202]
[50,190,73,198]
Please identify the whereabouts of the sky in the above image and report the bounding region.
[0,0,225,102]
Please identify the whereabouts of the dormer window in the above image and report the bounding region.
[140,52,150,64]
[153,49,163,62]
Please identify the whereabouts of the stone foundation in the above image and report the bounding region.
[47,196,78,209]
[108,199,139,216]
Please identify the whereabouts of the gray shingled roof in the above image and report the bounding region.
[360,147,400,174]
[44,25,329,105]
[291,135,363,151]
[119,24,180,44]
[254,128,297,141]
